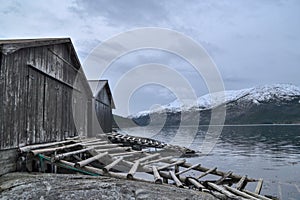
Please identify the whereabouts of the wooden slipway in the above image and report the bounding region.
[18,134,273,200]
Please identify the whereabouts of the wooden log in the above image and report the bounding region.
[207,182,238,199]
[157,160,186,171]
[255,178,263,194]
[127,160,140,179]
[81,141,108,146]
[169,171,184,188]
[110,151,143,157]
[141,156,174,166]
[96,147,131,153]
[30,143,82,156]
[51,147,94,162]
[152,166,163,184]
[215,171,233,185]
[196,167,217,179]
[182,162,257,182]
[20,140,72,153]
[75,152,108,168]
[137,153,160,162]
[224,185,260,200]
[243,189,273,200]
[89,144,119,149]
[176,163,201,175]
[187,177,205,189]
[103,156,124,173]
[236,175,247,190]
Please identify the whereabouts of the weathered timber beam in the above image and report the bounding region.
[157,160,186,171]
[236,175,247,190]
[30,143,83,156]
[169,171,184,188]
[137,153,160,162]
[243,189,273,200]
[255,178,263,194]
[207,182,239,199]
[215,171,233,185]
[19,140,73,153]
[127,161,140,179]
[74,152,108,168]
[187,177,205,189]
[196,167,217,179]
[224,185,260,200]
[141,156,174,166]
[182,163,257,182]
[103,157,124,173]
[96,147,131,153]
[176,163,201,176]
[152,166,163,184]
[51,147,94,162]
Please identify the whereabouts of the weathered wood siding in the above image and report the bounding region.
[0,42,91,150]
[94,85,113,133]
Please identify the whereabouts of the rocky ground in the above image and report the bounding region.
[0,172,217,200]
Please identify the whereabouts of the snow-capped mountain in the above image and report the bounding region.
[131,84,300,125]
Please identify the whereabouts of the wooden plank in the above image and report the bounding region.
[103,156,124,173]
[236,175,247,190]
[152,166,163,184]
[169,171,184,188]
[127,160,140,179]
[89,144,119,149]
[157,160,186,171]
[75,152,108,168]
[224,185,260,200]
[176,163,201,175]
[215,171,233,185]
[255,178,263,194]
[207,182,237,199]
[51,147,93,162]
[196,167,217,179]
[243,189,273,200]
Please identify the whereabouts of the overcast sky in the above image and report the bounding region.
[1,0,300,115]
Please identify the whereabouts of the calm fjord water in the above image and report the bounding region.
[123,125,300,199]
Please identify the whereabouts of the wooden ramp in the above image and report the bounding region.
[18,136,273,200]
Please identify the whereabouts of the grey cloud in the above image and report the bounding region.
[71,0,169,26]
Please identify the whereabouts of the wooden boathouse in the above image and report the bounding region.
[88,80,115,134]
[0,38,114,175]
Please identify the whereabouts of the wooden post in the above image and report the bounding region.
[89,144,119,149]
[127,160,140,179]
[152,166,163,184]
[176,163,200,176]
[255,178,263,194]
[215,171,233,185]
[236,175,247,190]
[75,152,108,168]
[224,185,260,200]
[169,171,184,188]
[196,167,217,179]
[110,151,143,157]
[103,157,124,173]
